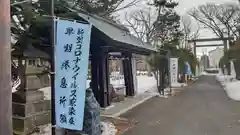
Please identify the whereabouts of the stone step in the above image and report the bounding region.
[13,111,51,135]
[12,90,45,103]
[13,100,51,117]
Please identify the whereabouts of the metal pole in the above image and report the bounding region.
[0,0,12,134]
[49,0,56,134]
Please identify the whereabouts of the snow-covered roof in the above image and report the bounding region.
[12,44,49,59]
[76,11,157,53]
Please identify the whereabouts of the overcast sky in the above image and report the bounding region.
[115,0,239,56]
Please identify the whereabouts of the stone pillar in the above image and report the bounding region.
[122,52,134,96]
[132,54,138,95]
[12,64,51,135]
[90,45,110,108]
[224,39,228,52]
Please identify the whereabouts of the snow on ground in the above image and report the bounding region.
[171,83,187,87]
[216,73,240,101]
[30,122,117,135]
[203,68,240,101]
[86,74,157,94]
[25,72,185,135]
[100,122,117,135]
[36,73,188,100]
[136,75,157,94]
[201,68,220,76]
[38,75,157,100]
[201,71,218,76]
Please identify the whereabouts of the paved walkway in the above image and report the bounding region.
[122,76,240,135]
[101,94,155,117]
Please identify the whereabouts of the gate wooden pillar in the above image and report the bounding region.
[90,44,100,102]
[122,52,135,96]
[90,45,110,107]
[193,41,197,57]
[98,47,110,106]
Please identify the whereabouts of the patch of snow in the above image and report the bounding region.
[205,68,219,71]
[30,121,117,135]
[201,71,218,76]
[224,81,240,101]
[201,72,207,75]
[157,94,168,98]
[38,87,51,100]
[216,74,235,83]
[171,83,186,87]
[30,124,51,135]
[216,73,240,101]
[34,75,158,101]
[35,75,186,100]
[137,76,157,94]
[12,77,21,93]
[90,75,157,95]
[100,122,117,135]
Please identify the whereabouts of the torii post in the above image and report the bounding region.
[188,37,234,75]
[188,37,234,57]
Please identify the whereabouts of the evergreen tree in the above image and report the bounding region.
[11,0,133,83]
[147,0,197,91]
[11,0,137,52]
[147,0,182,67]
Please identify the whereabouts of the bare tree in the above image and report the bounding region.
[215,3,240,38]
[124,8,157,44]
[124,8,158,76]
[188,3,240,39]
[181,15,200,48]
[70,0,142,17]
[109,0,142,14]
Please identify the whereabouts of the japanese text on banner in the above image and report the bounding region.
[54,20,92,131]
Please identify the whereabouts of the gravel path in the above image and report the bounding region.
[122,76,240,135]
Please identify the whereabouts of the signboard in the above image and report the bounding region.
[55,19,92,130]
[169,58,178,85]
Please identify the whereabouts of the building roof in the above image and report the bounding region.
[12,44,50,59]
[208,47,224,54]
[76,10,157,53]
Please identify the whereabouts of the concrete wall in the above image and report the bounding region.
[209,47,224,68]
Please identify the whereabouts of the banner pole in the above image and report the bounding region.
[49,0,56,134]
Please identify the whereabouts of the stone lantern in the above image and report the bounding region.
[12,44,51,134]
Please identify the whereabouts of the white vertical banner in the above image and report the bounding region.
[55,20,92,130]
[169,58,179,85]
[230,60,236,78]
